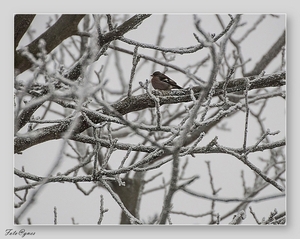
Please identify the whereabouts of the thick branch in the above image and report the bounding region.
[99,14,151,46]
[14,14,85,74]
[14,14,36,49]
[14,71,285,153]
[245,31,286,76]
[110,71,286,115]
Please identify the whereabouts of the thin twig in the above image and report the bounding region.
[128,46,140,97]
[53,206,57,225]
[97,195,108,224]
[242,78,250,152]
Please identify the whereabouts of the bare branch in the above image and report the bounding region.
[15,15,85,74]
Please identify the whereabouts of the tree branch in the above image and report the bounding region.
[14,14,36,49]
[14,71,285,153]
[15,14,85,74]
[245,31,286,76]
[63,14,151,81]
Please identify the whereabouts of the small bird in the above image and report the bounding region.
[150,71,183,90]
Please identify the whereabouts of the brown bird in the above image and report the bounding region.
[150,71,183,90]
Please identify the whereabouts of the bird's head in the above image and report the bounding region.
[151,71,162,77]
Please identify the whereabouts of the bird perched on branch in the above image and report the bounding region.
[150,71,183,90]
